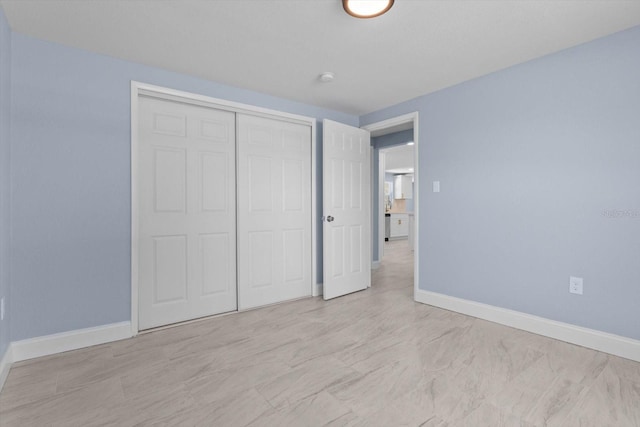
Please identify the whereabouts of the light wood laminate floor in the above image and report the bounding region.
[1,240,639,426]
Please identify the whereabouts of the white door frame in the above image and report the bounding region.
[376,150,386,265]
[130,81,317,336]
[362,112,419,298]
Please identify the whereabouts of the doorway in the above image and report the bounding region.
[362,113,419,298]
[380,143,415,253]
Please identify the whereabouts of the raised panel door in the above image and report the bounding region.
[236,114,312,309]
[138,96,237,330]
[322,120,371,300]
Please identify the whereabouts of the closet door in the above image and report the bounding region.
[138,96,237,330]
[237,114,312,309]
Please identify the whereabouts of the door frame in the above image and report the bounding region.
[361,112,419,298]
[130,81,317,336]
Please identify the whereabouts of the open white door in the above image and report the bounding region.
[323,119,371,300]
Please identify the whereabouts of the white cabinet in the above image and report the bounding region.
[389,213,409,238]
[394,175,413,199]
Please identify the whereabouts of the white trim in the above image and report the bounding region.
[10,322,133,363]
[413,115,420,298]
[134,82,315,125]
[362,112,419,297]
[313,282,323,297]
[415,290,640,362]
[371,260,381,269]
[310,120,318,305]
[130,81,140,336]
[370,139,376,264]
[131,81,317,334]
[377,151,386,262]
[363,113,418,134]
[0,344,12,392]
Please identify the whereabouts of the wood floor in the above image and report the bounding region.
[1,240,639,426]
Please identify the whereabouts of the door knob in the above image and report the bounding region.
[327,216,335,222]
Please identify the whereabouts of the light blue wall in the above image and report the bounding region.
[362,26,640,340]
[0,6,11,359]
[9,32,358,341]
[374,129,414,149]
[371,129,414,261]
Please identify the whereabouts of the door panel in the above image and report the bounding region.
[237,114,312,309]
[248,230,273,288]
[283,229,304,282]
[350,225,363,274]
[200,152,229,212]
[283,159,304,211]
[153,148,186,213]
[138,96,237,330]
[323,120,371,300]
[153,235,188,303]
[248,156,273,212]
[200,233,231,295]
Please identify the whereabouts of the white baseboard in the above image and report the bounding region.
[372,261,381,270]
[0,344,13,392]
[415,289,640,362]
[10,322,133,363]
[313,282,323,297]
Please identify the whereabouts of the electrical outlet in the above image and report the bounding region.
[569,276,583,295]
[0,297,4,320]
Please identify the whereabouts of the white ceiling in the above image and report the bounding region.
[2,0,639,115]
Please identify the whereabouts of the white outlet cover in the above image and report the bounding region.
[569,276,583,295]
[433,181,440,193]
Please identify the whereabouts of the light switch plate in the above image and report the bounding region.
[433,181,440,193]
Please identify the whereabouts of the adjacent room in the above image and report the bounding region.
[0,1,639,425]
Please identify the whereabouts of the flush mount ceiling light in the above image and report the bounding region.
[343,0,394,19]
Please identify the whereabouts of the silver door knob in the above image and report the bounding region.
[327,216,334,222]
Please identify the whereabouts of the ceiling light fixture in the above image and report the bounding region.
[343,0,394,19]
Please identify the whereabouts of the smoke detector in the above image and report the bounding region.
[319,72,335,83]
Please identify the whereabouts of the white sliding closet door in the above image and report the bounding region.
[237,114,312,309]
[138,96,237,330]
